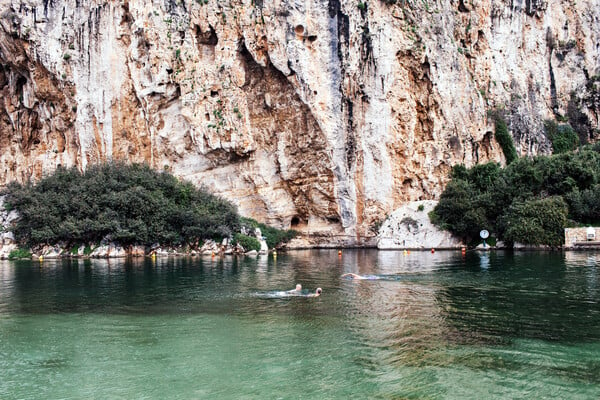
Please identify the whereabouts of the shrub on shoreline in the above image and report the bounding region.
[431,145,600,246]
[8,248,32,260]
[240,217,298,249]
[232,233,261,252]
[2,162,240,248]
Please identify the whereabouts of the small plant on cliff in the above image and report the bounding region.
[63,53,71,61]
[493,114,518,165]
[544,120,579,154]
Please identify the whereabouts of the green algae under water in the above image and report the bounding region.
[1,250,600,399]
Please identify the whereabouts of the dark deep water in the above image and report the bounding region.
[1,250,599,399]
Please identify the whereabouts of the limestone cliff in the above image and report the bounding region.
[0,0,598,246]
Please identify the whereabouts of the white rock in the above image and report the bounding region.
[377,200,463,250]
[1,231,15,244]
[40,245,62,258]
[0,243,17,259]
[107,243,127,258]
[90,245,109,258]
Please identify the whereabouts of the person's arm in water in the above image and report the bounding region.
[341,273,362,279]
[306,288,322,297]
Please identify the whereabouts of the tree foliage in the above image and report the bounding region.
[3,162,240,247]
[494,116,518,165]
[499,197,568,247]
[544,120,579,154]
[431,145,600,246]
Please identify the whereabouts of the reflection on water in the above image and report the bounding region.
[1,250,600,399]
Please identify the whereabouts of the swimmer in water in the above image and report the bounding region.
[286,283,302,294]
[305,288,322,297]
[341,273,380,280]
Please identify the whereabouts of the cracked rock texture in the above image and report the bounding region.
[0,0,598,245]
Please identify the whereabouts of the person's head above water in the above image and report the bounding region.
[295,284,302,291]
[316,288,322,295]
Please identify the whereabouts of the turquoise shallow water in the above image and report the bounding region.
[0,250,599,399]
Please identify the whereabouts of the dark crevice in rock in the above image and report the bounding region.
[525,0,546,17]
[329,0,354,173]
[237,40,338,224]
[195,24,217,46]
[345,98,355,170]
[205,148,250,166]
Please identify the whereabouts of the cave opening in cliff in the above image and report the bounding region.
[291,216,301,227]
[16,75,27,97]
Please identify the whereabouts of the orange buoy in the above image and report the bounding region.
[431,248,435,253]
[338,250,342,256]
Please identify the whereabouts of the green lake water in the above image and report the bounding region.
[1,250,599,399]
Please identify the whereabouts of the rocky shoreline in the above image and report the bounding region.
[0,196,273,259]
[0,238,273,260]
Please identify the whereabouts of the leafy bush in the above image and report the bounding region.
[431,179,488,239]
[8,248,32,260]
[240,217,298,249]
[499,197,568,247]
[3,162,240,247]
[431,144,600,246]
[494,116,518,164]
[232,233,261,252]
[565,184,600,224]
[544,120,579,154]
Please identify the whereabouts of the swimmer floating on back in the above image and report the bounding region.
[258,286,321,299]
[341,273,381,280]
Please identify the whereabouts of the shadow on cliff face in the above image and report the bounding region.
[0,27,77,183]
[236,41,340,228]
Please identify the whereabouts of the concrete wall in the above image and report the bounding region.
[564,227,600,248]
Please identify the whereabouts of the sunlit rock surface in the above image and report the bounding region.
[0,0,598,245]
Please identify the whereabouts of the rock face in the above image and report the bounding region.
[0,0,598,245]
[377,200,463,249]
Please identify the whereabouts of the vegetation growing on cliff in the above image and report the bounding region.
[430,144,600,246]
[3,162,240,247]
[492,114,518,165]
[240,217,297,249]
[544,120,579,154]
